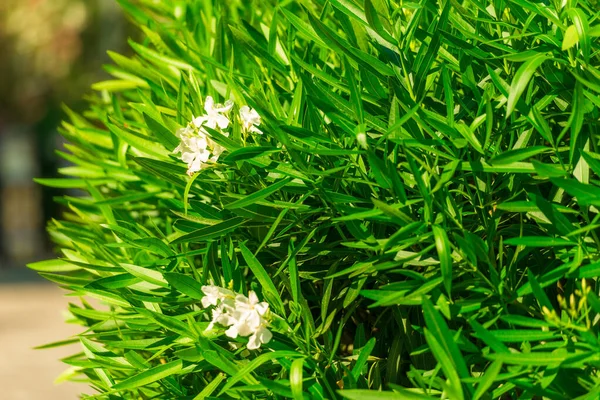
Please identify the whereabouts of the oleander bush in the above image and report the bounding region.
[31,0,600,398]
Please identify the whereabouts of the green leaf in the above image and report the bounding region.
[432,225,452,297]
[506,53,549,117]
[551,178,600,207]
[121,264,169,287]
[489,146,550,165]
[423,328,464,399]
[290,358,305,400]
[339,389,435,399]
[351,337,376,381]
[486,330,557,342]
[193,373,225,399]
[111,360,183,391]
[141,309,197,338]
[308,13,394,77]
[562,25,579,50]
[532,160,568,177]
[280,8,328,48]
[229,25,287,72]
[526,269,554,312]
[164,272,204,300]
[27,259,81,272]
[143,113,180,150]
[239,242,285,314]
[455,122,484,154]
[107,120,170,159]
[218,351,299,394]
[473,360,503,400]
[487,351,582,366]
[171,217,247,245]
[422,297,469,380]
[34,178,113,189]
[81,288,131,308]
[225,178,292,209]
[568,9,591,62]
[504,236,576,247]
[470,319,510,354]
[364,0,397,45]
[222,146,280,162]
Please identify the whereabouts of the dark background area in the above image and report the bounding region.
[0,4,137,398]
[0,0,132,281]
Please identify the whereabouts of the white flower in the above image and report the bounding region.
[193,96,234,130]
[201,285,235,308]
[247,324,273,350]
[236,291,269,317]
[356,132,367,149]
[224,292,269,338]
[173,125,225,175]
[207,304,234,331]
[173,128,212,176]
[199,286,273,350]
[239,105,262,134]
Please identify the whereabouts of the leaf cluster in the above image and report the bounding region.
[33,0,600,399]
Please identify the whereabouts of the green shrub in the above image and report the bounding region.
[32,0,600,398]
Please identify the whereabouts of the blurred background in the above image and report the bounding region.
[0,1,130,397]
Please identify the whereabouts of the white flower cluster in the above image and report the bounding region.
[173,96,262,176]
[200,285,272,350]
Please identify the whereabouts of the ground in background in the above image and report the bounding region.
[0,282,86,399]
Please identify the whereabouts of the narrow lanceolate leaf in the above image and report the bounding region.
[504,236,576,247]
[422,297,470,382]
[489,146,550,165]
[568,9,591,62]
[289,357,304,400]
[506,53,549,117]
[34,178,113,188]
[351,338,376,380]
[487,351,585,366]
[222,146,280,162]
[225,178,292,209]
[107,120,170,159]
[239,242,285,314]
[112,360,183,391]
[526,269,554,312]
[82,289,131,308]
[424,328,464,399]
[229,25,287,72]
[164,273,204,300]
[218,351,300,394]
[550,178,600,207]
[307,13,394,77]
[141,310,197,338]
[171,217,247,244]
[339,389,436,400]
[432,225,452,297]
[364,0,397,45]
[562,25,579,51]
[121,264,169,287]
[473,360,503,400]
[486,330,557,342]
[455,122,484,154]
[143,113,180,150]
[193,373,226,399]
[27,259,80,272]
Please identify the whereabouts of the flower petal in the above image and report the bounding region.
[247,333,260,350]
[215,114,230,130]
[204,96,215,113]
[193,115,208,128]
[225,325,239,338]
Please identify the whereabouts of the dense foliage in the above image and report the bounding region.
[31,0,600,398]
